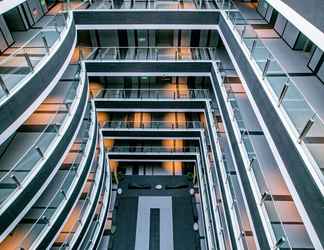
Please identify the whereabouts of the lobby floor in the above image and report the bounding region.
[110,175,201,250]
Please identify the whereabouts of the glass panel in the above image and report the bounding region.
[0,14,68,102]
[0,78,79,206]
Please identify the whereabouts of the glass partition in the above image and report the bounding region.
[0,13,70,102]
[94,88,210,99]
[109,145,198,153]
[216,64,292,248]
[79,46,219,61]
[103,120,202,129]
[64,0,219,10]
[16,103,93,249]
[216,3,324,186]
[0,68,81,207]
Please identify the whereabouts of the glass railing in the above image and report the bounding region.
[17,104,93,249]
[202,123,234,250]
[197,155,219,249]
[0,13,70,102]
[94,88,210,99]
[103,120,202,129]
[218,4,324,185]
[58,143,102,248]
[220,79,292,248]
[0,69,82,207]
[223,156,250,249]
[80,170,110,250]
[108,145,199,153]
[55,0,90,11]
[214,0,237,10]
[86,0,219,9]
[209,164,232,250]
[79,46,219,61]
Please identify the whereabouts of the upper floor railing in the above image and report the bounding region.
[0,68,82,208]
[102,120,202,129]
[0,13,71,103]
[94,88,210,99]
[16,101,95,250]
[215,64,293,249]
[108,145,199,153]
[217,2,324,192]
[79,46,219,61]
[64,0,221,10]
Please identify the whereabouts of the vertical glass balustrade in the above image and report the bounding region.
[79,47,218,61]
[0,70,81,207]
[17,103,94,249]
[0,13,70,102]
[215,63,292,249]
[215,2,324,188]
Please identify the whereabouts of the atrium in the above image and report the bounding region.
[0,0,323,249]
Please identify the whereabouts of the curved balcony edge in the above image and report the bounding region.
[90,164,112,250]
[70,132,106,248]
[0,70,88,241]
[0,13,77,145]
[36,109,99,249]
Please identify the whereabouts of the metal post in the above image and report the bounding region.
[116,47,120,59]
[0,76,9,95]
[240,129,246,144]
[298,117,315,143]
[24,53,33,71]
[239,231,245,240]
[241,26,246,41]
[217,61,222,72]
[260,191,270,204]
[66,102,71,113]
[231,199,237,210]
[42,216,50,225]
[35,146,44,158]
[275,237,286,249]
[232,107,237,122]
[61,189,67,199]
[41,33,50,54]
[250,40,256,59]
[248,157,255,171]
[54,18,59,34]
[79,48,84,60]
[262,58,271,79]
[11,174,21,187]
[232,14,236,30]
[278,81,289,107]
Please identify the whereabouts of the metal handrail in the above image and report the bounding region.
[222,4,324,137]
[0,14,67,64]
[18,141,87,248]
[94,88,210,99]
[78,46,218,61]
[222,156,250,249]
[18,103,94,249]
[108,145,199,152]
[87,0,219,9]
[0,70,81,206]
[103,120,202,128]
[217,64,292,248]
[0,13,70,100]
[59,150,102,248]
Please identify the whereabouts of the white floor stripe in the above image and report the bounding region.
[135,196,174,250]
